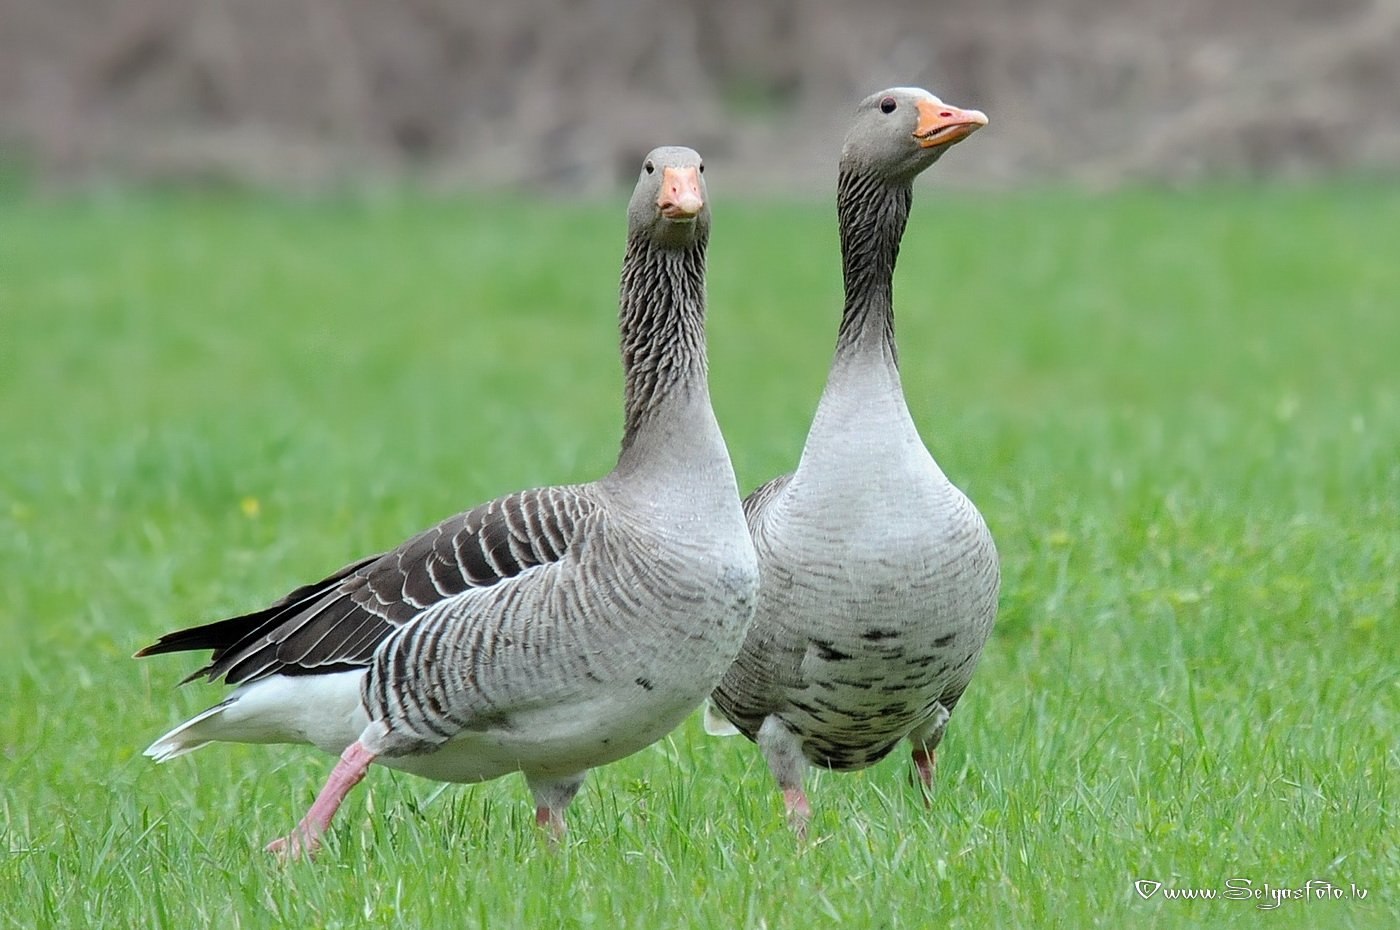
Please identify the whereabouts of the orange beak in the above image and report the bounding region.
[657,166,704,219]
[913,99,988,148]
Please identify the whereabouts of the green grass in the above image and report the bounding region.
[1,181,1396,929]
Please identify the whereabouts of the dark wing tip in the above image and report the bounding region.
[132,625,219,659]
[132,553,384,670]
[133,634,217,684]
[133,636,179,659]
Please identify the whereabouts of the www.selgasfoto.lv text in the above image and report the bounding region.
[1134,878,1369,909]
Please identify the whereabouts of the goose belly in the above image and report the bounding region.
[184,668,717,786]
[382,684,705,784]
[757,493,998,768]
[789,638,974,767]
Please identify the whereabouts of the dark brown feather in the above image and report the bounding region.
[136,488,594,687]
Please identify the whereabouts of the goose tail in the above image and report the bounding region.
[143,701,232,762]
[702,700,741,737]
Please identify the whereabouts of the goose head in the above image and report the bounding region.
[628,146,709,249]
[840,87,987,183]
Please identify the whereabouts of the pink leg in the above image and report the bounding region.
[535,804,567,842]
[529,775,583,845]
[783,785,812,838]
[758,717,813,838]
[266,741,377,861]
[911,747,936,806]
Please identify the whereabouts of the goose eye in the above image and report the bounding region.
[879,96,897,114]
[698,163,704,174]
[644,161,655,175]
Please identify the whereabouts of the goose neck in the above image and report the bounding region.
[615,233,712,463]
[834,168,912,362]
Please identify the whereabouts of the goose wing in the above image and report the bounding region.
[136,486,598,686]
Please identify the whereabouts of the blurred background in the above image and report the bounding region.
[4,0,1399,193]
[4,5,1399,926]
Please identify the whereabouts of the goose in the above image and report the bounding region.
[137,146,759,859]
[706,88,998,832]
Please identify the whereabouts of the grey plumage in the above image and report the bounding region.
[708,88,998,830]
[138,146,758,857]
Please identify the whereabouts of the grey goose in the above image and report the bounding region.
[138,146,759,858]
[707,88,999,832]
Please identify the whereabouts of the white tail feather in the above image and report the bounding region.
[144,701,231,762]
[702,701,741,736]
[141,671,366,763]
